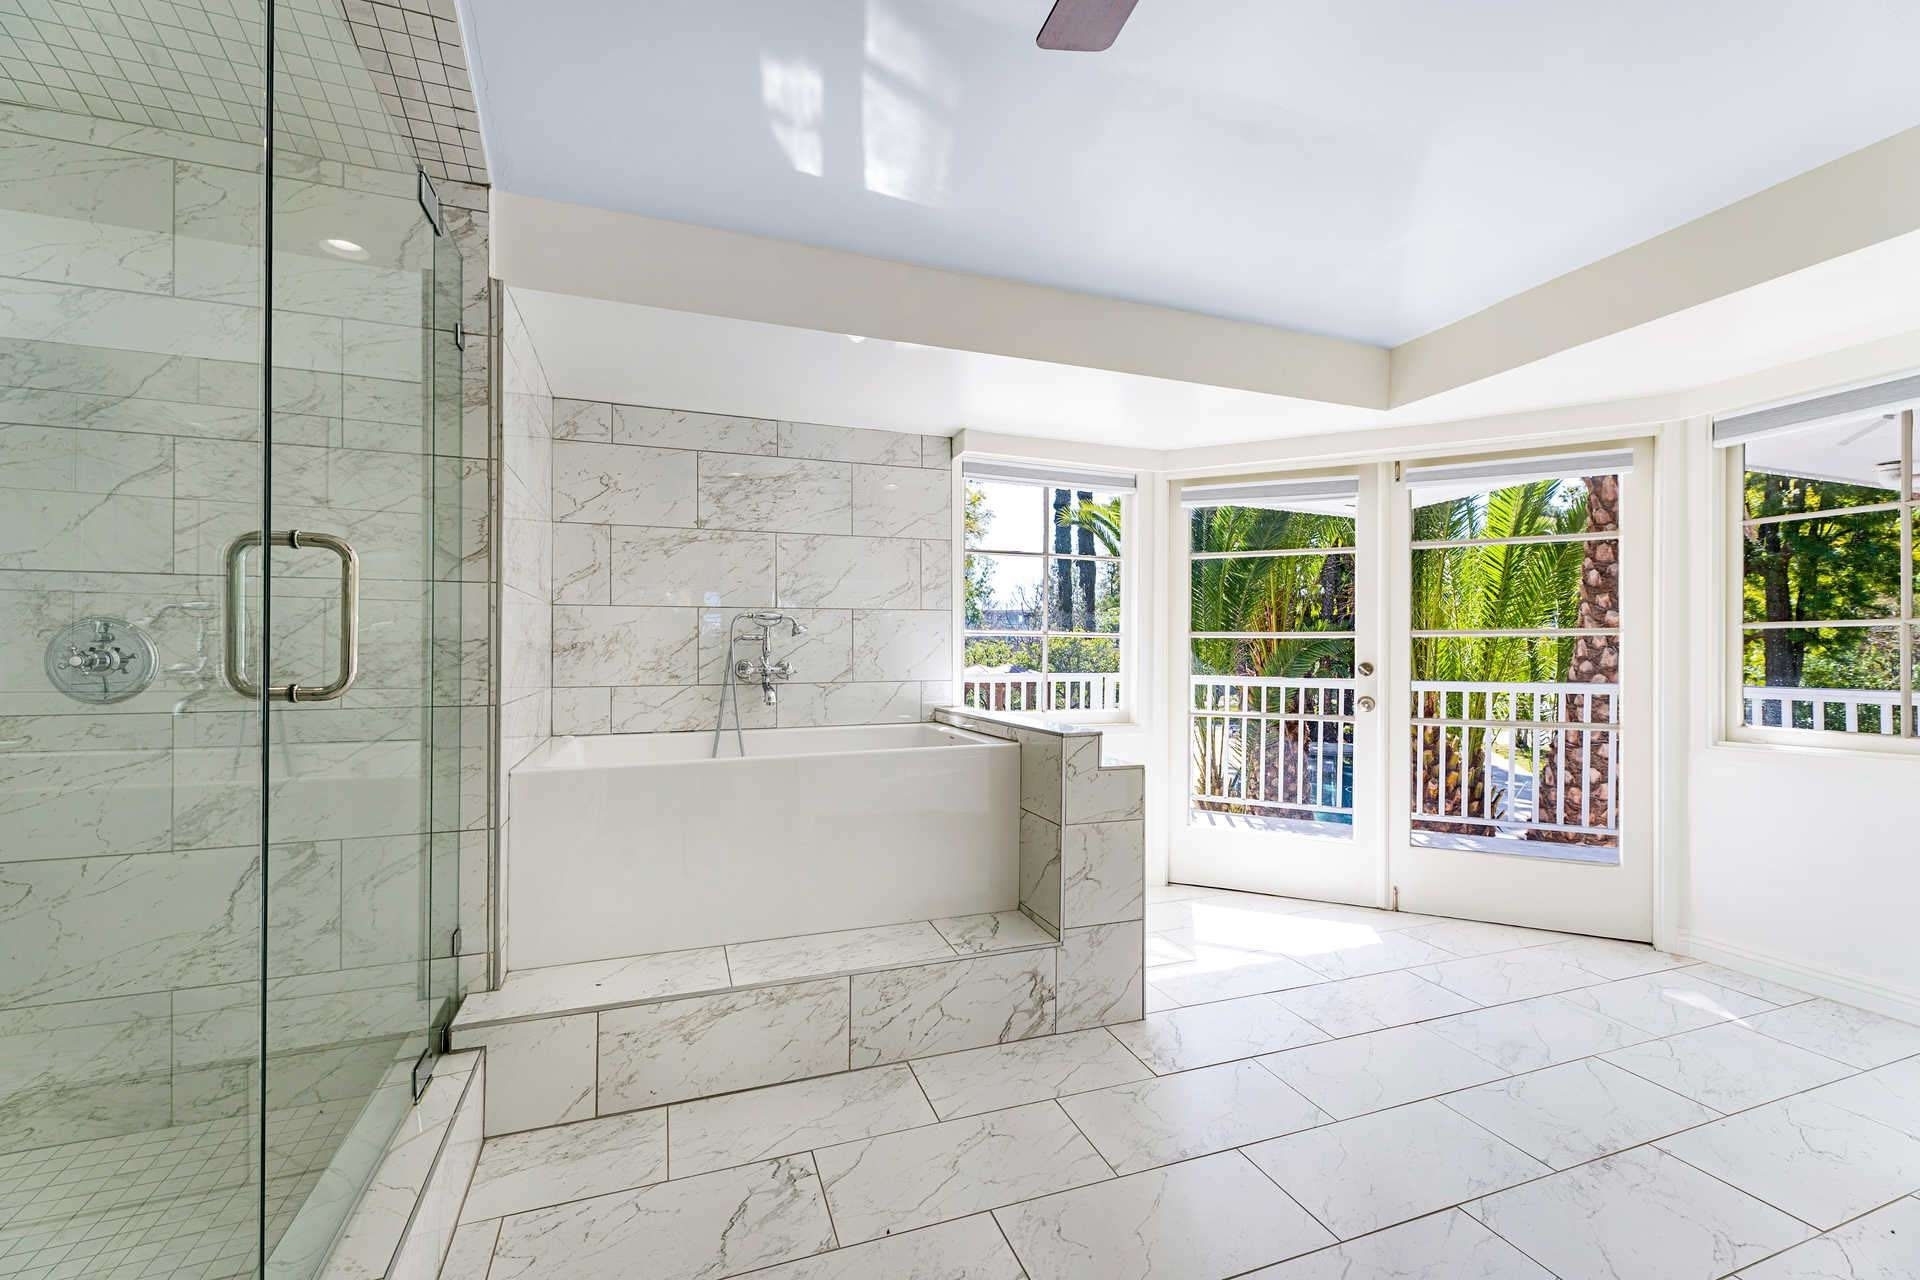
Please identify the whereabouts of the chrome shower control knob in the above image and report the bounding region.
[45,616,159,705]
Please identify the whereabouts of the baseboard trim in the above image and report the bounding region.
[1679,930,1920,1025]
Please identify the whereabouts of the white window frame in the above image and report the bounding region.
[1722,405,1920,753]
[959,475,1132,721]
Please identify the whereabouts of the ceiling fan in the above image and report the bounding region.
[1037,0,1140,51]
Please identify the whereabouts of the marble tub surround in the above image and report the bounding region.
[543,397,955,733]
[933,707,1148,1032]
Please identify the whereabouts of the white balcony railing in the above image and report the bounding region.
[962,671,1123,714]
[1410,681,1620,844]
[1742,686,1906,735]
[1190,676,1356,822]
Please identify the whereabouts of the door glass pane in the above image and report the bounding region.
[1408,470,1622,861]
[0,2,269,1272]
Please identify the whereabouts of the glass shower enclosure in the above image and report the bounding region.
[0,1,475,1275]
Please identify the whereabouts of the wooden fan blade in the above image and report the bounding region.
[1037,0,1140,51]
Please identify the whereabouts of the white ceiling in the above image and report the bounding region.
[461,0,1920,345]
[510,226,1920,452]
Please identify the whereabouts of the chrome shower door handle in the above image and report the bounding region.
[223,530,361,703]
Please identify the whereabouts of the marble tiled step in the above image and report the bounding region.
[454,912,1059,1031]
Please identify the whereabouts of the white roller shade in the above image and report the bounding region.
[1403,449,1634,500]
[962,458,1137,494]
[1712,374,1920,447]
[1180,476,1359,510]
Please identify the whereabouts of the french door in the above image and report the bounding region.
[1171,442,1655,942]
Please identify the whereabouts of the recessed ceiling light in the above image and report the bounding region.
[845,334,868,344]
[320,237,367,260]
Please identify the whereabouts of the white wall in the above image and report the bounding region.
[1676,421,1920,1022]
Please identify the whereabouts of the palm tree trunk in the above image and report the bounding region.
[1534,475,1619,846]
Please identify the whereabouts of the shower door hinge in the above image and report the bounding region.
[410,1045,435,1102]
[1393,461,1402,482]
[453,319,466,352]
[449,926,463,957]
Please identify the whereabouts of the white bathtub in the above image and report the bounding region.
[506,723,1021,968]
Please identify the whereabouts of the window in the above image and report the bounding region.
[1723,395,1916,740]
[961,464,1129,714]
[1184,478,1357,834]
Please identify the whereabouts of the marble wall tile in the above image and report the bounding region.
[920,538,952,609]
[0,423,172,497]
[613,526,775,607]
[0,490,173,571]
[698,607,852,686]
[616,404,780,455]
[597,978,851,1112]
[553,398,610,441]
[552,605,698,687]
[779,420,922,467]
[488,1155,835,1280]
[1063,737,1145,823]
[551,522,609,604]
[0,848,260,1007]
[1058,922,1145,1031]
[389,1054,485,1280]
[455,1013,598,1137]
[0,336,197,403]
[552,686,612,735]
[922,434,953,469]
[851,608,951,681]
[850,950,1055,1067]
[699,454,851,535]
[461,1108,666,1223]
[1061,820,1145,928]
[0,743,171,859]
[610,684,772,734]
[552,440,697,527]
[1019,811,1063,931]
[775,681,920,729]
[0,993,171,1148]
[775,533,918,608]
[852,463,951,538]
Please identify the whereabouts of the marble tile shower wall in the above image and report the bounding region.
[0,101,495,1151]
[543,400,955,735]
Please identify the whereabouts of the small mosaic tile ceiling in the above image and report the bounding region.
[0,0,485,182]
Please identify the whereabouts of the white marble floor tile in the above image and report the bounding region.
[1464,1147,1814,1280]
[1656,1092,1920,1229]
[1276,970,1479,1038]
[1145,947,1326,1006]
[439,1219,501,1279]
[814,1101,1110,1245]
[1736,1195,1920,1279]
[1424,994,1652,1074]
[1744,999,1920,1069]
[1288,929,1457,981]
[1146,900,1320,948]
[1146,883,1214,904]
[1059,1059,1326,1174]
[460,1109,666,1223]
[1441,1059,1718,1169]
[666,1065,936,1178]
[908,1029,1152,1120]
[994,1150,1334,1280]
[1108,994,1328,1074]
[1535,936,1695,981]
[457,948,731,1023]
[1561,970,1776,1037]
[740,1215,1025,1279]
[1602,1023,1855,1113]
[930,911,1057,955]
[1244,1210,1554,1279]
[1147,932,1198,965]
[1400,919,1566,958]
[1259,1025,1506,1119]
[486,1154,836,1280]
[1816,1057,1920,1138]
[1287,903,1450,932]
[1411,949,1610,1005]
[1678,964,1813,1008]
[726,923,957,985]
[1244,1099,1548,1240]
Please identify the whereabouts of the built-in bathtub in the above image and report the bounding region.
[505,723,1022,968]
